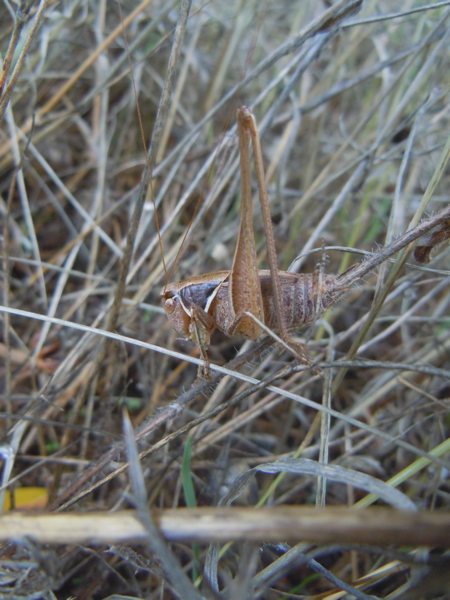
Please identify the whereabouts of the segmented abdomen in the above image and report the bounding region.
[211,270,342,336]
[261,271,341,330]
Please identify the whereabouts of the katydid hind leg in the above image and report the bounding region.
[242,108,312,366]
[228,108,266,339]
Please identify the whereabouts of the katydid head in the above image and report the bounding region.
[161,285,192,339]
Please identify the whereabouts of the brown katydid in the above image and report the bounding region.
[161,106,341,364]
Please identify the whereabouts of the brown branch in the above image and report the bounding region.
[335,205,450,290]
[1,507,449,547]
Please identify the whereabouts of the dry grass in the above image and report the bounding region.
[1,0,449,598]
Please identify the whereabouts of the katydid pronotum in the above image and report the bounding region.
[161,106,450,369]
